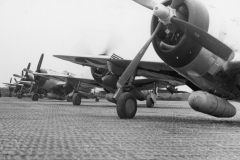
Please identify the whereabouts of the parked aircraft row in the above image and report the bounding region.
[4,54,102,104]
[3,51,185,108]
[4,0,239,120]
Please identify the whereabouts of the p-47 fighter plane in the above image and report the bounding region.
[24,54,102,104]
[13,63,37,99]
[2,78,19,97]
[53,53,186,108]
[55,0,240,119]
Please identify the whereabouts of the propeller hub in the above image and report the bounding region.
[153,4,176,25]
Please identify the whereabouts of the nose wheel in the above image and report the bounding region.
[116,92,137,119]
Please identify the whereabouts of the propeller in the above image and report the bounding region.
[132,0,157,10]
[36,54,44,73]
[134,0,233,60]
[117,0,233,90]
[13,74,24,79]
[24,54,43,74]
[170,0,185,9]
[14,78,17,83]
[23,68,33,74]
[117,22,162,88]
[13,63,31,80]
[10,77,12,83]
[25,63,31,77]
[169,17,233,60]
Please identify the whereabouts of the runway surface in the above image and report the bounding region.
[0,97,240,160]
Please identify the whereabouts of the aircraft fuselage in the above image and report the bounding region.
[151,0,240,100]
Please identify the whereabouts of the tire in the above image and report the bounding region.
[95,98,99,102]
[67,96,72,102]
[9,94,12,97]
[146,94,154,108]
[17,94,22,99]
[31,93,39,101]
[116,92,137,119]
[72,93,81,105]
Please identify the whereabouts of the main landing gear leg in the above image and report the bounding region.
[69,81,81,106]
[72,93,81,105]
[17,86,24,99]
[113,70,138,119]
[146,82,157,108]
[116,91,137,119]
[31,87,40,101]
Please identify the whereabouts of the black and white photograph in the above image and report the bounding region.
[0,0,240,159]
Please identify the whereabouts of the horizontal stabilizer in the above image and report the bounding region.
[2,83,23,86]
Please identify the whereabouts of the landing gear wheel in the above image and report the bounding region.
[72,93,81,105]
[17,94,22,99]
[146,94,154,108]
[116,92,137,119]
[67,96,72,102]
[9,94,12,97]
[31,93,39,101]
[95,98,99,102]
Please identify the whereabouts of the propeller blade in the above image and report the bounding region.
[170,17,233,60]
[13,74,24,79]
[132,0,157,10]
[22,70,24,77]
[14,78,17,83]
[170,0,185,9]
[25,63,31,76]
[27,63,31,69]
[23,68,34,74]
[10,77,12,83]
[117,22,162,88]
[36,54,44,72]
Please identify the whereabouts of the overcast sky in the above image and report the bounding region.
[0,0,239,91]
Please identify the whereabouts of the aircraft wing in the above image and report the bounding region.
[54,55,186,85]
[3,83,23,87]
[32,72,102,88]
[19,81,35,86]
[54,55,172,71]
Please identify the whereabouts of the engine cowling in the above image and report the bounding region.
[151,0,209,68]
[90,67,108,84]
[188,91,236,118]
[47,93,66,100]
[35,68,47,87]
